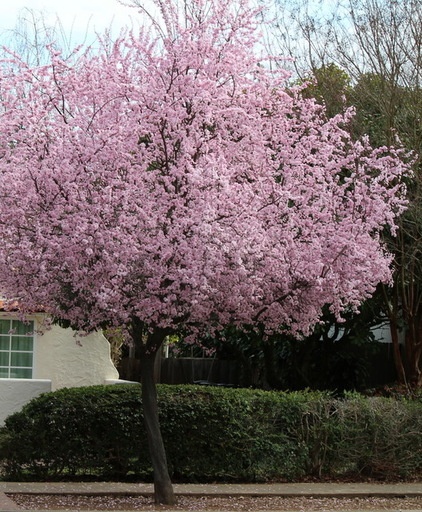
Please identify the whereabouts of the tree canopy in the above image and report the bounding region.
[0,4,408,337]
[0,0,411,502]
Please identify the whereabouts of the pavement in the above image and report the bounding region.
[1,481,422,512]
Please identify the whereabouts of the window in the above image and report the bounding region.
[0,319,34,378]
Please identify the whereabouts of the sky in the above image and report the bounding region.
[0,0,142,48]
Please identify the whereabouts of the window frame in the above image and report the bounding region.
[0,318,35,379]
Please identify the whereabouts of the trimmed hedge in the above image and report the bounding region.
[1,385,422,482]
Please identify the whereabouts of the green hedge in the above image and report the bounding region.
[1,385,422,482]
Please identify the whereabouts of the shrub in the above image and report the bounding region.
[0,385,150,480]
[159,387,324,481]
[324,393,422,479]
[1,384,422,482]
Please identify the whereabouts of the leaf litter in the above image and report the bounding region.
[9,493,422,510]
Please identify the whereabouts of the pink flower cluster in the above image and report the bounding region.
[0,0,410,338]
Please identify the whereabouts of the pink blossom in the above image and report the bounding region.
[0,0,410,339]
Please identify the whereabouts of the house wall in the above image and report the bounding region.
[0,313,121,425]
[0,378,51,425]
[32,319,119,390]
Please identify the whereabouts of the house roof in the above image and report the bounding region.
[0,299,44,313]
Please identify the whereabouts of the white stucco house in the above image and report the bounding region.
[0,310,122,425]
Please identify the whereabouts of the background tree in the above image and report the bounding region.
[300,63,352,118]
[275,0,422,387]
[189,295,390,391]
[0,0,410,503]
[0,8,75,66]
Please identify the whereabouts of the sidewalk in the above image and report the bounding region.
[1,481,422,496]
[1,481,422,512]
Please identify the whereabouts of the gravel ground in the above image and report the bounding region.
[8,494,422,511]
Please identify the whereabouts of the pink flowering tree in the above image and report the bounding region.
[0,0,409,504]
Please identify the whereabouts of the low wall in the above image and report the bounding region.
[33,322,119,390]
[0,379,52,425]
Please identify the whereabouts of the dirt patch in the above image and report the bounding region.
[8,494,422,510]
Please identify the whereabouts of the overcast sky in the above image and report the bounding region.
[0,0,142,47]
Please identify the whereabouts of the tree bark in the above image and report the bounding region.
[389,316,407,387]
[135,325,175,505]
[404,315,422,388]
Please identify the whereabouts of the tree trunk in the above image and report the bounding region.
[389,316,407,386]
[404,316,422,388]
[136,326,175,505]
[262,338,283,390]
